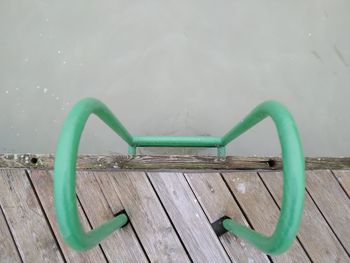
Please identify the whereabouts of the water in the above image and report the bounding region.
[0,1,349,156]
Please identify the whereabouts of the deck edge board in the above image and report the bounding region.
[1,154,350,170]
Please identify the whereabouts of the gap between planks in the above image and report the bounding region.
[259,171,349,262]
[0,169,63,262]
[0,169,349,263]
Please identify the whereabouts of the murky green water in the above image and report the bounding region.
[1,1,349,156]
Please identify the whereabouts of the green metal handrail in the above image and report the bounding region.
[54,97,304,254]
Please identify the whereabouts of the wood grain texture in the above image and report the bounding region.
[76,171,148,263]
[2,168,350,262]
[0,169,63,263]
[148,172,231,263]
[222,172,310,263]
[1,154,350,170]
[95,171,190,263]
[0,205,21,263]
[332,170,350,198]
[184,172,270,263]
[29,170,107,263]
[260,171,349,262]
[306,170,350,254]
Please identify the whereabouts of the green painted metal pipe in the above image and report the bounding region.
[54,98,131,250]
[54,97,304,255]
[132,136,222,147]
[221,101,305,255]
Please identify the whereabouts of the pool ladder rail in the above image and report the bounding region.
[53,98,305,255]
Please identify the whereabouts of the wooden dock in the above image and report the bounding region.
[0,157,350,262]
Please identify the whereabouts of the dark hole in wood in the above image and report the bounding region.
[211,216,230,236]
[113,209,129,228]
[31,157,38,164]
[267,159,276,168]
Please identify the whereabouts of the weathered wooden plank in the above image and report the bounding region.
[260,171,349,262]
[222,172,310,263]
[75,171,148,262]
[184,172,270,263]
[1,153,350,170]
[29,170,107,263]
[148,172,231,262]
[95,171,190,263]
[0,169,63,262]
[332,170,350,198]
[0,205,21,263]
[306,170,350,253]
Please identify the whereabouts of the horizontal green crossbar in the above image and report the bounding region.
[132,136,222,147]
[54,97,305,255]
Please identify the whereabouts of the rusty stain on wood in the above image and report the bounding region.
[1,154,350,170]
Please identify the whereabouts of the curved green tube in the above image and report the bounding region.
[221,101,305,255]
[54,98,304,254]
[54,98,130,251]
